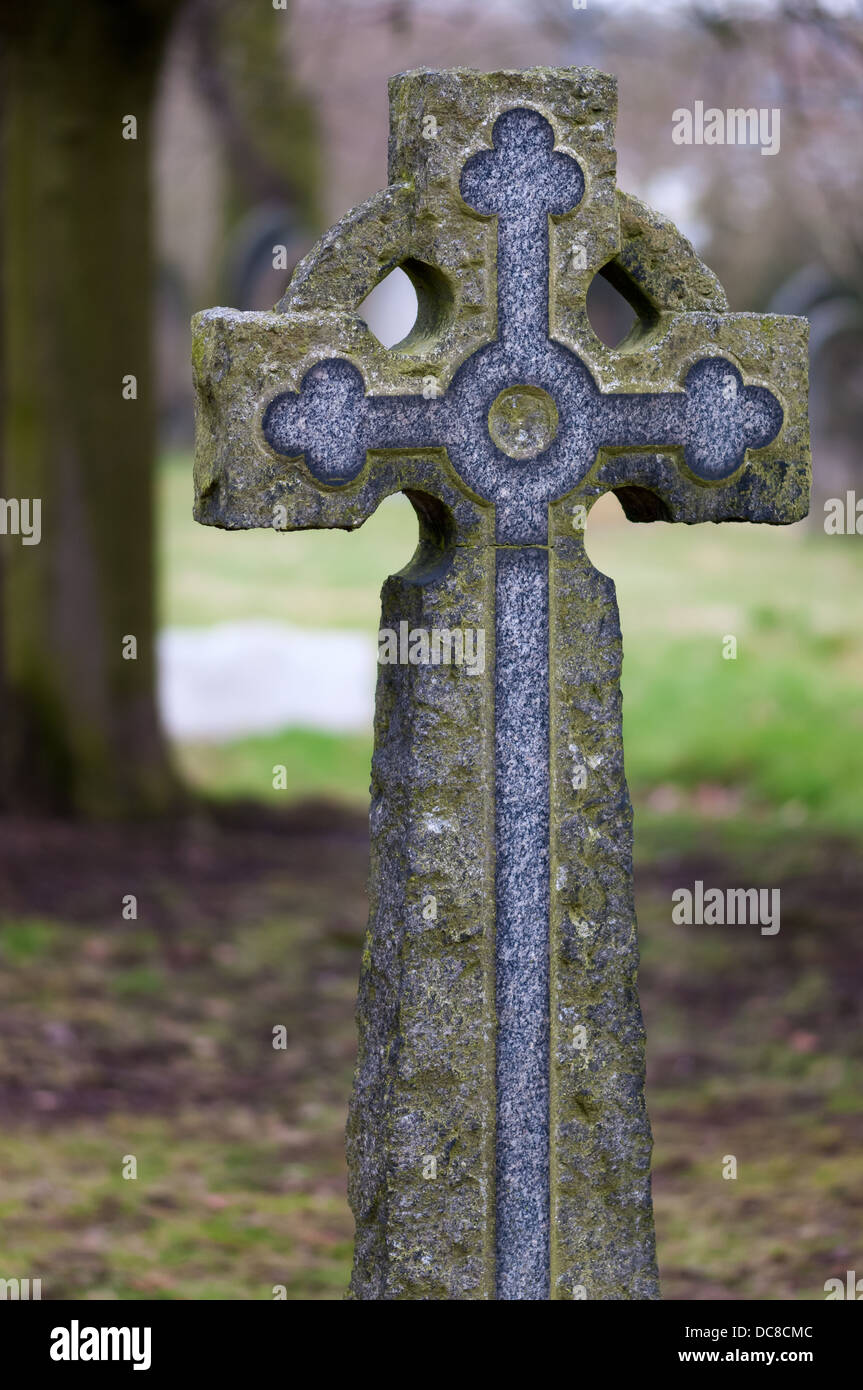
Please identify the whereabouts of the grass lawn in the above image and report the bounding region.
[1,810,860,1300]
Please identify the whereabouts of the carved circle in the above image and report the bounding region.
[487,384,559,460]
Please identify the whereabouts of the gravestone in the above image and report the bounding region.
[192,67,810,1300]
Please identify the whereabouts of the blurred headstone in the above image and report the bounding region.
[191,67,810,1299]
[223,201,307,311]
[158,621,374,740]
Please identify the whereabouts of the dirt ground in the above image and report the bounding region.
[0,803,860,1299]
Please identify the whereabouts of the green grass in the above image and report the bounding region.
[159,451,417,631]
[162,454,863,832]
[2,818,859,1299]
[175,729,373,805]
[0,1118,352,1300]
[0,919,58,962]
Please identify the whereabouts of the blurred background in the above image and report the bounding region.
[0,0,861,1299]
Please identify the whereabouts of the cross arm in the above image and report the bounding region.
[192,308,491,546]
[567,310,810,528]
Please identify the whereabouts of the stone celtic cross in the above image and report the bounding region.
[192,67,810,1300]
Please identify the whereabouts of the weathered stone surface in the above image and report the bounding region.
[192,66,810,1300]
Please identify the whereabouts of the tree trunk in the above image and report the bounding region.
[1,1,181,815]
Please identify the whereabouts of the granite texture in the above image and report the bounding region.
[494,546,550,1299]
[191,66,811,1299]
